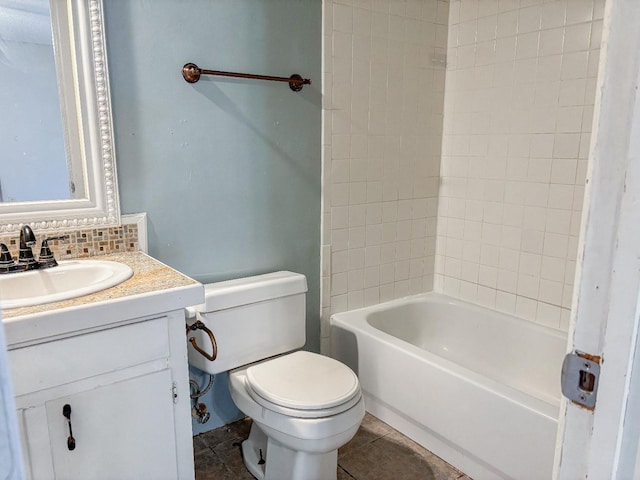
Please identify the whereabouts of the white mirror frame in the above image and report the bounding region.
[0,0,119,234]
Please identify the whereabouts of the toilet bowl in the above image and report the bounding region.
[230,351,365,480]
[186,272,365,480]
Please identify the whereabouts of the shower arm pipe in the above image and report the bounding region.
[181,63,311,92]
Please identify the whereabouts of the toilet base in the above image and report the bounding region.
[241,423,338,480]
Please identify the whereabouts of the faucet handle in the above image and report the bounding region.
[38,236,68,268]
[0,243,12,261]
[0,243,15,273]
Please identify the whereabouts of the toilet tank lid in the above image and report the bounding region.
[195,271,308,312]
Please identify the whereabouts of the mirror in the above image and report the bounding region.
[0,0,119,234]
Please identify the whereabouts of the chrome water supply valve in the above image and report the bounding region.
[192,403,210,424]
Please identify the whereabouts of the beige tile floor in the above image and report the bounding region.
[194,413,471,480]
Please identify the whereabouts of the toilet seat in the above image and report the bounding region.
[243,351,361,419]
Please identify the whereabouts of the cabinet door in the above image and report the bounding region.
[45,369,178,480]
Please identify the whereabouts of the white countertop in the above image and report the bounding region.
[2,252,204,348]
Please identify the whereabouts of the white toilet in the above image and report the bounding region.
[186,271,365,480]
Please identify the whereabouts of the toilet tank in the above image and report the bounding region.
[186,271,307,374]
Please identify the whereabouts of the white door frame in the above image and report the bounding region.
[554,1,640,478]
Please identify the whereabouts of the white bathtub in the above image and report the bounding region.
[330,292,567,480]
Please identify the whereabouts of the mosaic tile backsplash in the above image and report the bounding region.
[0,224,139,261]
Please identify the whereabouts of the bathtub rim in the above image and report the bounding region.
[333,292,568,341]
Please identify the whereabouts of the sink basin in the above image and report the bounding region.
[0,260,133,309]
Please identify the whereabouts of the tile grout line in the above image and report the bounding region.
[338,465,357,479]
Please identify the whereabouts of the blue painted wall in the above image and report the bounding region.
[103,0,321,433]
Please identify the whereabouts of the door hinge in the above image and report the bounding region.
[172,382,178,404]
[561,351,601,410]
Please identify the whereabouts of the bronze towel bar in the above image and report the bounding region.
[181,63,311,92]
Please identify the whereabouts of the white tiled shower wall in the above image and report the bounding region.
[321,0,449,352]
[435,0,604,330]
[321,0,603,352]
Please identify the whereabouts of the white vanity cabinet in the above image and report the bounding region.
[2,252,204,480]
[8,310,194,480]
